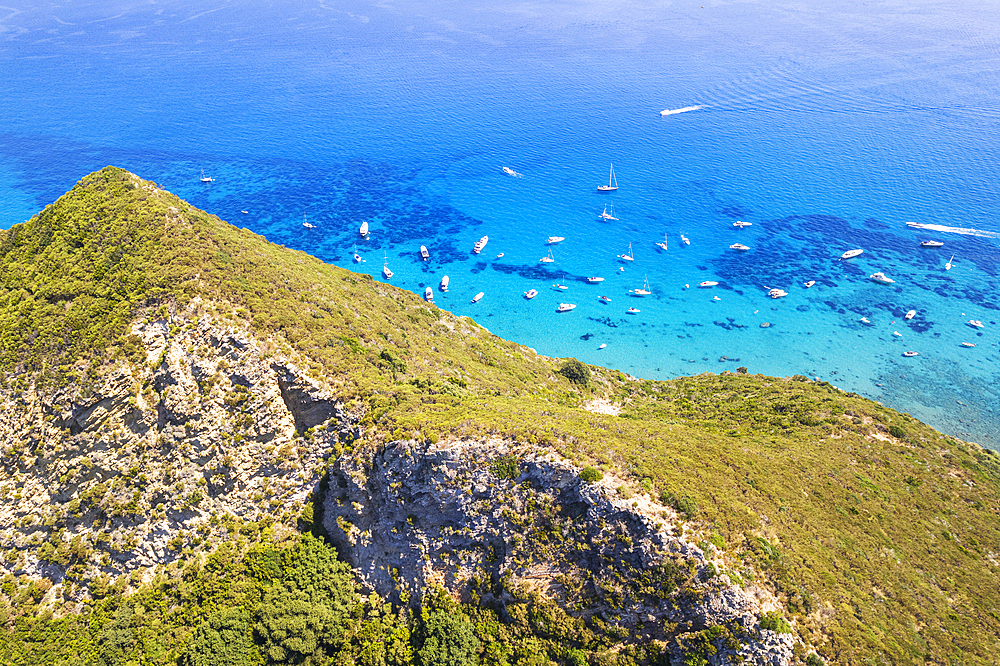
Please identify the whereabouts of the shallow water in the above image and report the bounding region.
[1,0,998,447]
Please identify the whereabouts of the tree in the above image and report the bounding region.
[180,607,260,666]
[416,590,480,666]
[556,359,590,387]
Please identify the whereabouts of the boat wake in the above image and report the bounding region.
[660,105,704,116]
[906,222,1000,239]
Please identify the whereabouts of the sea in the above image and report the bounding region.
[2,0,999,449]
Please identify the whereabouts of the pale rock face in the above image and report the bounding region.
[321,438,797,665]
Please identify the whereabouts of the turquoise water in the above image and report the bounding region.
[1,0,999,447]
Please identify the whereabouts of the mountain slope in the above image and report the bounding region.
[0,168,998,665]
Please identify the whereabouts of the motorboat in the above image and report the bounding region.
[496,253,504,258]
[598,343,607,349]
[680,234,691,246]
[587,277,605,283]
[440,275,449,292]
[920,240,944,247]
[968,320,984,328]
[502,166,522,177]
[903,351,919,357]
[302,214,315,229]
[630,275,651,296]
[557,303,576,312]
[471,292,484,303]
[424,287,434,303]
[962,342,976,347]
[907,222,927,228]
[870,272,894,284]
[597,163,618,191]
[473,236,489,253]
[617,242,634,262]
[730,243,750,251]
[547,236,565,244]
[626,307,641,314]
[420,245,430,261]
[599,203,618,221]
[382,253,393,279]
[524,289,538,299]
[733,220,752,228]
[841,249,864,260]
[360,220,369,237]
[655,234,668,251]
[945,254,954,270]
[200,169,213,183]
[767,288,788,298]
[713,296,721,301]
[699,281,718,288]
[893,331,903,337]
[599,295,612,303]
[804,280,816,288]
[241,210,248,214]
[904,310,916,320]
[860,317,871,324]
[540,248,555,263]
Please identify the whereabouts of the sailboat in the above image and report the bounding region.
[946,254,954,271]
[200,169,213,183]
[540,248,555,263]
[353,245,363,263]
[597,163,619,192]
[617,242,634,262]
[360,220,369,237]
[655,234,668,251]
[302,214,315,229]
[382,252,393,279]
[599,202,618,220]
[630,275,651,296]
[553,275,568,291]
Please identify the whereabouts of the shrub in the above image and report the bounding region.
[556,359,591,387]
[888,424,907,440]
[736,366,748,374]
[579,467,603,484]
[489,454,520,480]
[660,490,698,519]
[759,611,792,634]
[805,654,826,666]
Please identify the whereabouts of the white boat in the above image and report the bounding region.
[382,253,393,279]
[730,243,750,251]
[617,242,634,262]
[962,342,976,347]
[424,287,434,303]
[903,351,919,357]
[302,214,315,229]
[471,292,484,303]
[473,236,489,254]
[699,281,718,288]
[804,280,816,288]
[630,275,651,296]
[540,248,555,263]
[893,331,903,337]
[200,169,213,183]
[713,296,721,301]
[420,245,430,261]
[626,307,640,314]
[599,203,618,221]
[860,317,871,324]
[768,288,788,299]
[241,210,248,214]
[841,249,864,260]
[440,275,449,292]
[870,272,894,284]
[904,310,916,320]
[660,105,703,116]
[557,303,576,312]
[655,234,668,251]
[597,163,618,192]
[553,276,569,290]
[599,295,612,303]
[502,166,522,177]
[547,236,565,244]
[945,254,954,270]
[920,240,944,247]
[598,343,607,349]
[353,245,363,263]
[733,220,752,228]
[969,320,984,328]
[680,234,690,246]
[587,276,605,283]
[524,289,538,299]
[496,253,504,258]
[360,220,369,237]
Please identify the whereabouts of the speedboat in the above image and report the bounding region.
[617,242,634,262]
[870,272,894,284]
[733,220,752,228]
[420,245,430,261]
[440,275,449,292]
[241,210,248,214]
[524,289,538,299]
[597,163,618,191]
[841,249,864,260]
[360,220,369,237]
[557,303,576,312]
[599,295,612,303]
[473,236,489,253]
[804,280,816,288]
[540,248,555,263]
[599,203,618,221]
[471,292,484,303]
[626,307,640,314]
[962,342,976,347]
[680,234,691,246]
[893,331,903,337]
[730,243,750,251]
[587,277,605,283]
[496,253,504,258]
[904,310,916,320]
[920,240,944,247]
[502,166,522,177]
[860,317,871,324]
[699,281,718,288]
[767,288,788,299]
[424,287,434,303]
[969,320,984,328]
[547,236,565,244]
[598,343,607,349]
[903,351,919,357]
[713,296,721,301]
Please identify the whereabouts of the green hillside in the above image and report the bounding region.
[0,168,998,665]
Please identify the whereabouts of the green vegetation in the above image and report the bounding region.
[1,169,999,664]
[578,466,603,484]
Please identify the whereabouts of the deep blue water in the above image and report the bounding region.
[2,0,1000,447]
